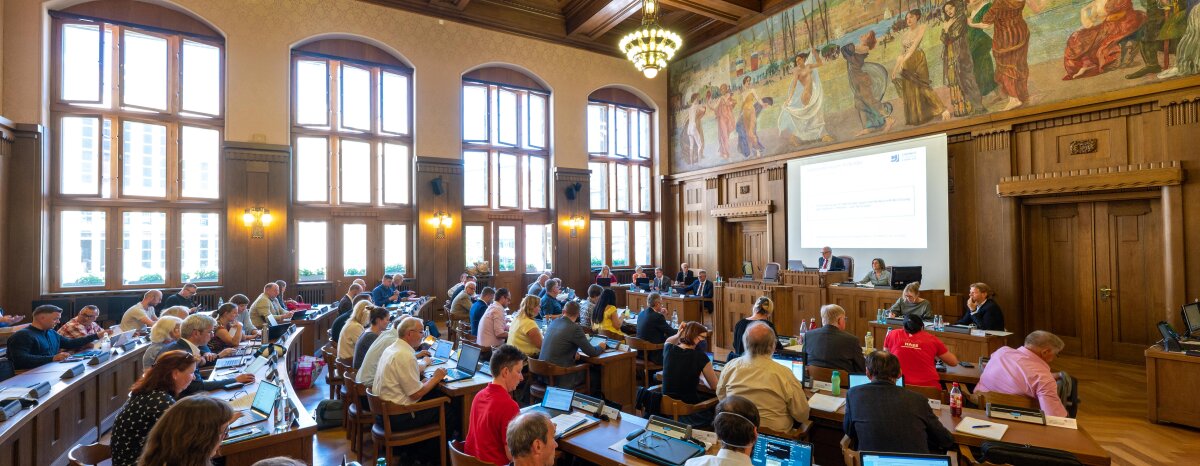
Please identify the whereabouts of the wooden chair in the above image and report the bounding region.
[344,370,376,462]
[336,359,354,431]
[806,365,851,388]
[366,388,449,466]
[526,358,591,403]
[322,342,343,400]
[626,336,663,387]
[657,388,718,426]
[840,435,860,466]
[449,440,492,466]
[906,384,948,403]
[67,442,110,466]
[972,391,1038,410]
[759,420,813,442]
[598,329,625,341]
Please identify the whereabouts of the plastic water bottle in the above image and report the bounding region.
[864,331,874,350]
[671,311,679,329]
[716,272,723,283]
[218,297,224,307]
[950,382,963,417]
[809,318,817,331]
[830,370,841,396]
[275,386,289,430]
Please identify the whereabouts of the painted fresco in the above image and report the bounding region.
[669,0,1200,171]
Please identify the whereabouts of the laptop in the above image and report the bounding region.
[588,335,617,352]
[751,434,813,466]
[597,277,613,286]
[526,386,575,417]
[849,374,903,388]
[214,355,250,370]
[266,323,292,341]
[228,381,280,428]
[859,452,952,466]
[440,343,482,383]
[109,330,136,348]
[635,277,650,291]
[430,339,454,365]
[267,314,278,326]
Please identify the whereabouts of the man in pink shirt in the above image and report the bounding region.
[477,288,511,347]
[975,331,1068,417]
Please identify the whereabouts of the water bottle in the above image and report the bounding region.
[799,319,809,334]
[671,311,679,329]
[275,386,289,430]
[864,331,874,350]
[950,382,963,417]
[830,370,841,396]
[934,314,943,331]
[376,458,387,466]
[716,272,723,283]
[218,297,224,307]
[809,318,817,331]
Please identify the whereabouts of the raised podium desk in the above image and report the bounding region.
[625,290,707,327]
[1145,345,1200,428]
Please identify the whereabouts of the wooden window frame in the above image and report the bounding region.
[461,79,550,213]
[588,100,657,270]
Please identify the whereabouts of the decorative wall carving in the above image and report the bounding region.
[1013,102,1155,132]
[1161,96,1200,126]
[711,201,773,218]
[224,142,290,163]
[1069,138,1099,155]
[973,128,1012,152]
[997,162,1183,197]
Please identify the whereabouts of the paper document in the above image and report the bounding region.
[609,438,629,452]
[808,393,848,412]
[970,330,987,337]
[983,330,1015,337]
[784,344,804,352]
[0,387,35,399]
[227,392,255,410]
[1045,416,1078,429]
[692,429,717,450]
[812,381,834,392]
[955,416,1009,440]
[550,413,587,437]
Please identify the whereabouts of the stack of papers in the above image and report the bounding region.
[808,393,847,412]
[550,413,597,438]
[955,416,1009,440]
[1045,416,1078,429]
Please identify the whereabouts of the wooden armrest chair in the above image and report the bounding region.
[906,384,948,403]
[598,329,625,341]
[344,369,376,463]
[527,358,591,403]
[67,442,111,466]
[973,391,1038,410]
[322,342,343,400]
[660,389,719,427]
[366,388,449,466]
[806,365,851,388]
[759,420,813,442]
[449,440,493,466]
[626,336,664,387]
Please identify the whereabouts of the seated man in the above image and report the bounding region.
[540,302,605,388]
[161,283,201,312]
[249,282,294,329]
[8,305,102,370]
[331,283,365,343]
[676,263,696,286]
[684,395,760,466]
[373,317,446,447]
[975,331,1068,417]
[716,322,810,433]
[356,320,424,388]
[527,274,549,299]
[651,267,673,292]
[818,246,845,272]
[844,350,954,454]
[58,305,107,339]
[451,281,478,323]
[470,287,495,336]
[478,288,511,348]
[169,314,255,397]
[121,290,162,331]
[538,279,564,318]
[635,292,677,364]
[506,412,558,466]
[371,274,400,307]
[684,269,715,313]
[956,282,1005,330]
[578,284,603,328]
[804,304,866,373]
[448,273,474,301]
[464,345,528,465]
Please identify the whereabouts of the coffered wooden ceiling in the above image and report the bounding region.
[361,0,797,58]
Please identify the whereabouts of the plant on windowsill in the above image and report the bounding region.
[67,274,104,286]
[130,273,164,285]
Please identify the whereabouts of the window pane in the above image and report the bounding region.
[640,166,652,212]
[340,140,370,203]
[526,93,546,149]
[381,71,409,135]
[382,143,410,204]
[297,221,327,281]
[296,60,329,126]
[122,211,166,285]
[525,225,546,273]
[590,220,605,267]
[181,212,220,282]
[589,162,608,210]
[465,225,485,268]
[635,221,651,266]
[60,210,106,287]
[588,104,608,154]
[121,121,167,197]
[615,108,629,157]
[497,226,516,272]
[543,224,554,271]
[61,23,102,102]
[341,65,371,131]
[498,153,517,207]
[611,220,629,267]
[527,156,546,209]
[122,31,167,110]
[181,126,220,198]
[463,151,489,206]
[497,89,518,146]
[462,85,488,141]
[101,119,113,198]
[384,224,408,274]
[60,116,101,195]
[295,137,328,202]
[181,41,221,115]
[343,223,367,276]
[615,164,629,212]
[639,111,652,159]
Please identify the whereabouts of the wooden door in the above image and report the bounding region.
[1095,199,1164,364]
[739,220,769,278]
[1024,203,1097,357]
[493,222,525,300]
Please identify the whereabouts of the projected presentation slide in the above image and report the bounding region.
[798,147,927,249]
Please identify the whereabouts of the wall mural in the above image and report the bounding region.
[668,0,1200,171]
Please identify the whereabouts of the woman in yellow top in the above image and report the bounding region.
[507,295,544,356]
[594,288,625,337]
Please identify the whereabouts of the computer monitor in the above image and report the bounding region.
[1182,302,1200,337]
[751,434,813,466]
[742,261,755,280]
[849,374,903,388]
[635,277,650,290]
[860,452,952,466]
[787,260,805,271]
[890,266,923,290]
[763,263,781,283]
[597,277,613,286]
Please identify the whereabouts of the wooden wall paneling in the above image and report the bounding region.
[970,129,1022,338]
[660,180,680,272]
[1029,117,1129,173]
[766,165,787,265]
[1159,95,1200,324]
[223,142,291,296]
[701,176,720,272]
[0,122,13,309]
[0,420,34,466]
[554,167,592,293]
[5,124,45,317]
[946,138,978,295]
[681,179,706,271]
[1162,185,1187,330]
[414,157,464,302]
[1023,203,1096,357]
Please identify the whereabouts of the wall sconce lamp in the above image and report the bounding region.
[427,210,453,239]
[567,214,586,238]
[242,207,273,239]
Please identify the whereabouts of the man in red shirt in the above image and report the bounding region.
[883,315,959,387]
[465,344,528,465]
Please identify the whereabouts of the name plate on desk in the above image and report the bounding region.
[88,350,112,365]
[119,340,138,352]
[0,398,21,421]
[943,324,973,334]
[986,403,1046,425]
[28,381,51,398]
[61,363,85,379]
[886,317,906,326]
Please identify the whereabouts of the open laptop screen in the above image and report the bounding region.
[251,381,280,414]
[751,434,813,466]
[455,344,482,373]
[542,387,574,411]
[434,339,454,359]
[849,374,903,388]
[860,452,952,466]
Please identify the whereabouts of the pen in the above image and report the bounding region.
[971,424,992,429]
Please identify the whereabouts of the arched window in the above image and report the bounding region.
[587,88,655,269]
[50,3,224,291]
[291,39,413,283]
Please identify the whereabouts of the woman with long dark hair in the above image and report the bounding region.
[138,395,237,466]
[209,303,246,354]
[111,350,197,466]
[593,288,625,336]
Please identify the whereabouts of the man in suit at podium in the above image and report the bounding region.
[818,246,846,272]
[651,267,673,292]
[685,270,715,313]
[676,263,696,286]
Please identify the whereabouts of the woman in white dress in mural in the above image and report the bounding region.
[778,51,834,145]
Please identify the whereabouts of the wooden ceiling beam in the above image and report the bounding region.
[564,0,643,40]
[658,0,760,24]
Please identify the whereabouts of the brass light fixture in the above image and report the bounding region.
[427,210,453,239]
[619,0,682,79]
[566,214,586,238]
[242,207,273,239]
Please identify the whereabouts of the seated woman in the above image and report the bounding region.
[137,395,237,466]
[337,300,372,361]
[594,288,625,337]
[111,350,196,466]
[729,297,784,360]
[858,258,892,286]
[507,295,544,357]
[1063,0,1145,79]
[884,315,959,388]
[596,265,618,284]
[889,281,932,319]
[208,303,246,355]
[141,316,183,367]
[663,321,719,427]
[630,266,648,283]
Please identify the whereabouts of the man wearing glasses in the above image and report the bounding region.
[59,305,109,339]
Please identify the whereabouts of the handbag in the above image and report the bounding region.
[979,440,1082,466]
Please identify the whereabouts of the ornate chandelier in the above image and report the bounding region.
[618,0,682,79]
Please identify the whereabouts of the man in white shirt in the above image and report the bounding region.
[373,317,446,432]
[121,290,162,331]
[684,395,761,466]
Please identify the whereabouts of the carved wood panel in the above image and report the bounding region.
[1030,117,1128,174]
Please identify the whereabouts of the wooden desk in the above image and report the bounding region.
[780,270,848,325]
[712,281,795,348]
[290,304,335,357]
[827,285,943,339]
[626,290,706,327]
[865,321,1006,364]
[558,413,719,466]
[431,364,492,437]
[1144,345,1200,428]
[583,349,638,411]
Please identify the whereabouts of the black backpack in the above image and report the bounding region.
[314,398,344,430]
[980,441,1083,466]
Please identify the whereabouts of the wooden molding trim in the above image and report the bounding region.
[415,156,464,174]
[997,162,1183,197]
[1160,96,1200,126]
[1012,101,1155,132]
[766,166,785,181]
[487,212,524,220]
[971,126,1012,152]
[711,200,772,218]
[331,209,382,217]
[554,167,591,183]
[224,141,290,163]
[725,167,764,179]
[705,177,719,189]
[947,132,973,144]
